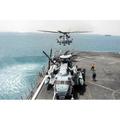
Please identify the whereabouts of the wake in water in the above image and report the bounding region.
[0,56,47,99]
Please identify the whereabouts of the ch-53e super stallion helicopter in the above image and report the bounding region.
[38,30,90,46]
[38,30,89,99]
[42,49,86,99]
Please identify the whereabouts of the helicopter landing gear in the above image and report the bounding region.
[73,93,79,99]
[65,95,72,100]
[55,94,59,99]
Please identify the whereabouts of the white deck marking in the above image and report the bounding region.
[87,81,114,92]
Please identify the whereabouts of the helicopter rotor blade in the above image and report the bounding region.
[48,48,52,70]
[57,31,69,34]
[72,59,80,62]
[38,30,91,34]
[38,30,70,34]
[43,51,55,65]
[69,31,91,33]
[50,48,52,58]
[64,50,70,55]
[38,30,58,33]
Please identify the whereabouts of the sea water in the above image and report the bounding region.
[0,32,120,99]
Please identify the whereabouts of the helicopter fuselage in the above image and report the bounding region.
[57,34,72,46]
[44,54,86,99]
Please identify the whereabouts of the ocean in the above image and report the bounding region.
[0,32,120,99]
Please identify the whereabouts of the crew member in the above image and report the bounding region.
[92,70,97,81]
[82,69,86,82]
[91,64,95,71]
[72,73,79,99]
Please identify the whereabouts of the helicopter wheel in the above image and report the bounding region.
[73,93,79,99]
[65,95,72,100]
[55,94,62,100]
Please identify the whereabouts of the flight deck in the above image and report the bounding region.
[32,52,120,100]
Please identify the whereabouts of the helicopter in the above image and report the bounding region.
[43,49,86,100]
[38,30,90,46]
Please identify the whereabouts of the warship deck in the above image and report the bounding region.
[33,52,120,100]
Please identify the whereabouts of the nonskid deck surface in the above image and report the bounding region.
[35,52,120,99]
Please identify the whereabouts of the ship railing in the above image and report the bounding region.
[20,65,47,100]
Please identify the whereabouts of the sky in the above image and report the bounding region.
[0,20,120,35]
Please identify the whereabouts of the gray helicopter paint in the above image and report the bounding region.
[36,52,120,99]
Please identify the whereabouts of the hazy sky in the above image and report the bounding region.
[0,20,120,35]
